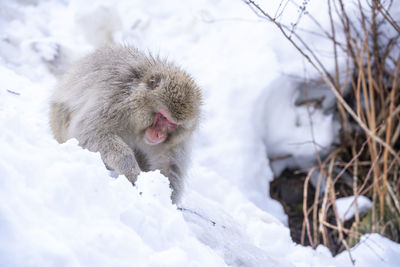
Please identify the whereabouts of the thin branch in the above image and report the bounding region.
[244,0,400,164]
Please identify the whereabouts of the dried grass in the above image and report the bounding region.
[245,0,400,256]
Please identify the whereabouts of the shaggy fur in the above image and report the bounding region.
[49,46,202,203]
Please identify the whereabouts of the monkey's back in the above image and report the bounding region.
[49,46,149,143]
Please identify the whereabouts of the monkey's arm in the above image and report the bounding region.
[80,132,141,184]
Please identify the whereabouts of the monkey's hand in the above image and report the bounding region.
[95,134,141,185]
[118,154,141,184]
[105,154,140,185]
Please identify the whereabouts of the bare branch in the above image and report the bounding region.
[243,0,400,164]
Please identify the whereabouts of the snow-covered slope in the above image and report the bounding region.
[0,0,399,266]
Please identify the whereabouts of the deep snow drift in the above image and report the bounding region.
[0,0,399,266]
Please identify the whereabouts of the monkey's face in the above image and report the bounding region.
[144,109,179,145]
[139,68,201,146]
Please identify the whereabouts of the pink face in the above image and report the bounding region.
[144,109,179,145]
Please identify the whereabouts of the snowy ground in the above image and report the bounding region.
[0,0,399,266]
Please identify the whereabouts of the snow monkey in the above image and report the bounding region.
[49,46,202,203]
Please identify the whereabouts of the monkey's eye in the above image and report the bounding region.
[159,114,167,120]
[147,74,162,90]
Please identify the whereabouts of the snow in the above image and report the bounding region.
[0,0,399,266]
[335,196,373,222]
[335,234,400,266]
[257,78,338,176]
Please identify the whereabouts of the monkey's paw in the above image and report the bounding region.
[117,154,141,185]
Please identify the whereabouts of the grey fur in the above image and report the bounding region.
[49,45,202,203]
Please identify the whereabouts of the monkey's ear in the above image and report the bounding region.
[146,73,163,90]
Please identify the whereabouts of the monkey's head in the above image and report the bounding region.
[132,64,202,147]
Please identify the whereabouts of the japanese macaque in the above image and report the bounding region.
[49,46,202,203]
